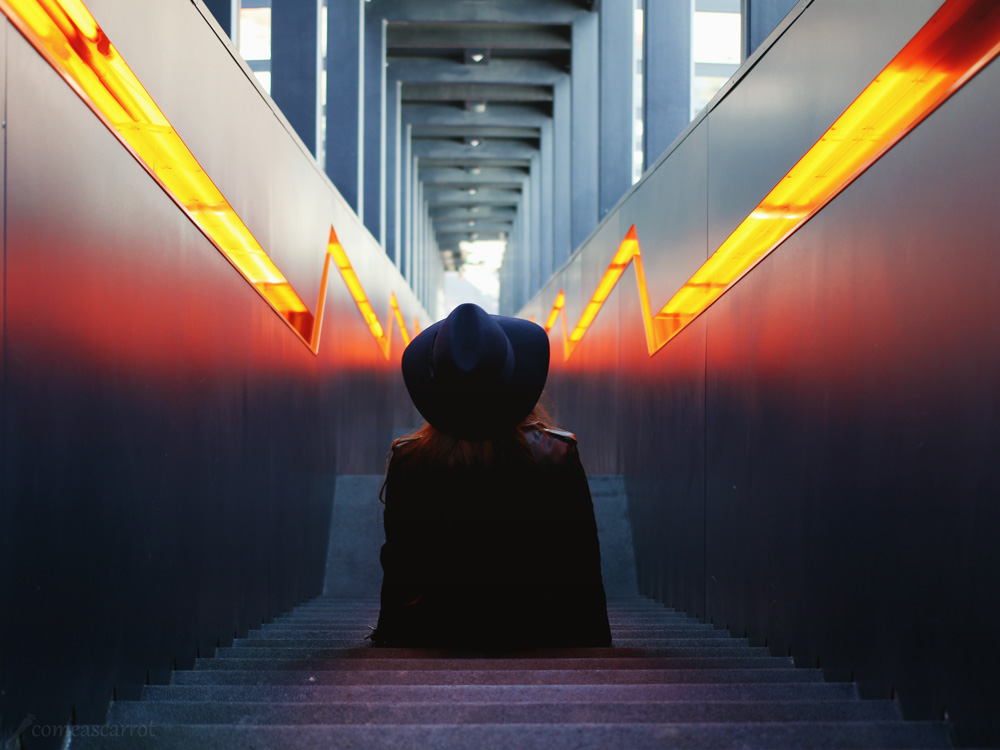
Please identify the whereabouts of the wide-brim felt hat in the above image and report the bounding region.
[401,303,550,440]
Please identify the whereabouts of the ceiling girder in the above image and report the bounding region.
[420,167,530,184]
[402,83,553,104]
[412,140,539,160]
[411,126,540,140]
[416,158,533,170]
[369,0,590,24]
[430,206,519,220]
[426,189,522,207]
[403,103,552,127]
[388,57,567,84]
[387,23,571,52]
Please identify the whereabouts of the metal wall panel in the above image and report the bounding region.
[616,124,710,616]
[706,0,940,252]
[0,5,427,745]
[620,124,709,301]
[86,0,351,308]
[1,20,5,385]
[548,214,623,474]
[704,56,1000,745]
[618,303,707,618]
[518,0,1000,743]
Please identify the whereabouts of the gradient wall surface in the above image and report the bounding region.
[0,0,428,741]
[520,0,999,744]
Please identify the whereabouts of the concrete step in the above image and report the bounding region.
[281,604,684,613]
[279,603,681,613]
[142,681,860,703]
[172,667,825,686]
[66,721,952,749]
[266,616,703,626]
[107,699,902,725]
[246,626,729,639]
[258,620,717,632]
[235,636,742,648]
[192,655,798,671]
[211,645,770,659]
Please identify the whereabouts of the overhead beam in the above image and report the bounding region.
[430,206,519,220]
[436,230,506,243]
[411,140,539,161]
[420,167,530,184]
[425,188,522,206]
[425,185,522,198]
[402,83,553,103]
[417,158,533,169]
[435,220,514,234]
[423,181,526,192]
[411,125,541,140]
[403,103,551,128]
[368,0,587,24]
[388,58,567,85]
[387,24,571,51]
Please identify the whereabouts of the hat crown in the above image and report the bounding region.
[401,303,550,439]
[431,304,513,389]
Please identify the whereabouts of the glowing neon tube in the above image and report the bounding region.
[542,0,1000,359]
[0,0,415,357]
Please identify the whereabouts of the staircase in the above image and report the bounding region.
[68,477,952,747]
[70,595,951,749]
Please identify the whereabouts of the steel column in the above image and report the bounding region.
[743,0,800,57]
[363,10,386,244]
[386,79,401,265]
[553,76,572,267]
[201,0,235,38]
[599,0,635,217]
[271,0,320,156]
[644,0,690,164]
[324,0,364,213]
[571,12,599,250]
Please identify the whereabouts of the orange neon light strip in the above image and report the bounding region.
[0,0,414,357]
[327,233,412,358]
[542,0,1000,360]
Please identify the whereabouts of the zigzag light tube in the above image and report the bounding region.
[0,0,415,357]
[542,0,1000,359]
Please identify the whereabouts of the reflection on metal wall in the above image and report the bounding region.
[520,0,1000,744]
[0,0,428,743]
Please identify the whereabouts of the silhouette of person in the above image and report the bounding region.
[371,303,611,648]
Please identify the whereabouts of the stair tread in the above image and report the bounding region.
[247,627,728,639]
[66,721,952,750]
[212,645,770,659]
[172,668,826,685]
[108,699,902,724]
[192,655,797,671]
[142,682,860,702]
[237,636,741,647]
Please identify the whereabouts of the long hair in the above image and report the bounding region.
[379,400,553,502]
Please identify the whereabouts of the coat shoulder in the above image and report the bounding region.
[540,426,576,443]
[522,423,578,463]
[391,435,421,452]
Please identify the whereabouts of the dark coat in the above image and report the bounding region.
[372,424,611,648]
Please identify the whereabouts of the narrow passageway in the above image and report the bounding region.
[2,1,998,746]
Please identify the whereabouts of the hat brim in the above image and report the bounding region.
[402,314,550,439]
